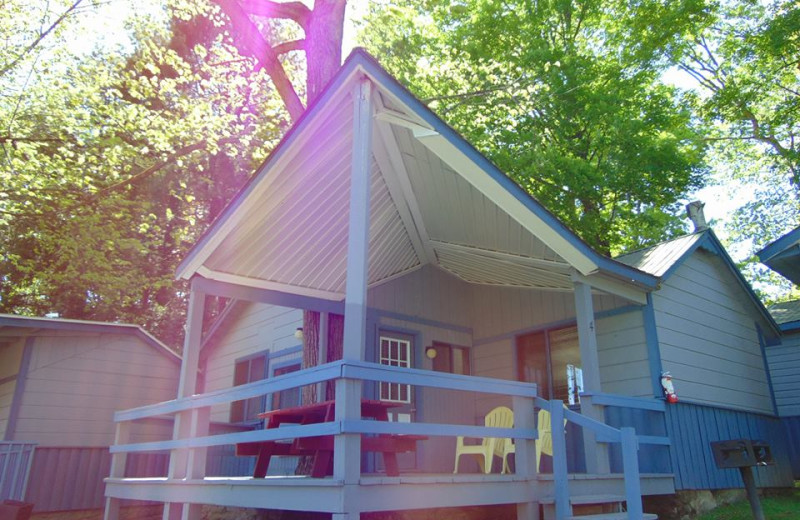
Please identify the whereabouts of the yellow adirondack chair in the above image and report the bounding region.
[501,403,568,474]
[453,406,514,474]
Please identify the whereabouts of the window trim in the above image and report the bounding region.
[230,350,270,425]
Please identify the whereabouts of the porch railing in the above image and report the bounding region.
[0,441,36,502]
[106,361,664,520]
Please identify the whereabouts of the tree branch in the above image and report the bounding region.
[0,0,84,78]
[274,39,305,55]
[238,0,311,29]
[214,0,305,121]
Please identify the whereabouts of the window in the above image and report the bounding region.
[517,326,583,404]
[272,363,301,410]
[379,334,412,403]
[430,342,471,375]
[230,353,268,423]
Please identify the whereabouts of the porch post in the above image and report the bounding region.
[335,77,373,484]
[513,395,539,520]
[571,277,610,474]
[163,283,207,520]
[317,311,329,401]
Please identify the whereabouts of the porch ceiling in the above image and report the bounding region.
[180,52,655,300]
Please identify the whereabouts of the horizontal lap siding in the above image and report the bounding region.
[664,401,794,489]
[472,285,626,342]
[14,335,178,446]
[653,250,773,414]
[596,311,651,397]
[0,380,15,440]
[765,333,800,416]
[204,303,302,423]
[0,340,23,440]
[368,265,473,328]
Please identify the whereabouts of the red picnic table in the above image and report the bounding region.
[235,399,425,478]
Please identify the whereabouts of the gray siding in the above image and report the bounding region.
[766,332,800,417]
[204,303,302,423]
[471,284,628,342]
[368,265,473,328]
[0,339,23,439]
[596,310,651,397]
[14,333,178,446]
[653,249,774,414]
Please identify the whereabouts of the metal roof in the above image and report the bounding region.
[177,49,657,302]
[767,300,800,328]
[615,233,706,278]
[0,313,180,363]
[757,226,800,286]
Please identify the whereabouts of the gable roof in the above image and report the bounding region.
[176,48,656,303]
[766,300,800,332]
[756,226,800,286]
[0,314,181,363]
[616,230,779,334]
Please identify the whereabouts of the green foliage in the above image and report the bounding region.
[361,0,708,255]
[673,0,800,297]
[0,0,292,347]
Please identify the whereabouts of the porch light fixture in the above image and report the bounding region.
[425,346,437,359]
[294,327,304,341]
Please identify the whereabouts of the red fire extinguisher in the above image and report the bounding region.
[661,372,678,403]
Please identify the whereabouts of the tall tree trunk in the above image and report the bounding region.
[305,0,346,104]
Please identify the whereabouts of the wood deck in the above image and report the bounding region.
[105,472,674,515]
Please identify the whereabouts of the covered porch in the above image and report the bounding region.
[105,50,671,519]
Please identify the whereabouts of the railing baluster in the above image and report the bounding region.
[621,427,643,519]
[550,401,571,520]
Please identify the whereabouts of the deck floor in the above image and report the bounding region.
[106,473,674,515]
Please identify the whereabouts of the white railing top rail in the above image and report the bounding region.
[114,359,538,423]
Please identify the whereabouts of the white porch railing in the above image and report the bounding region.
[106,361,658,520]
[0,441,36,502]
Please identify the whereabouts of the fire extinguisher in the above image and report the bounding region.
[661,372,678,403]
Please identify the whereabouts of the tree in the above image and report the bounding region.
[360,0,709,256]
[0,1,292,347]
[670,0,800,299]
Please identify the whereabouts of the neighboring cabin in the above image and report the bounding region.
[757,226,800,478]
[0,314,180,511]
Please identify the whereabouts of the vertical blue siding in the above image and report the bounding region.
[604,406,671,474]
[781,415,800,478]
[23,447,167,511]
[664,401,794,490]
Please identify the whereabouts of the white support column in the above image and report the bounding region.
[572,277,609,474]
[342,77,373,362]
[334,78,374,484]
[163,286,207,520]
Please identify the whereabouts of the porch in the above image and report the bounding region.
[104,359,673,520]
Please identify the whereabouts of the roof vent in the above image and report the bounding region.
[686,201,708,232]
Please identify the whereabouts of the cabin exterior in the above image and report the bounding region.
[0,314,180,512]
[758,227,800,478]
[104,50,792,520]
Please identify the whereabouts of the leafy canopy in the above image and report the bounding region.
[361,0,709,255]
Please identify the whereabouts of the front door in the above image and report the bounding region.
[378,333,415,422]
[376,331,417,472]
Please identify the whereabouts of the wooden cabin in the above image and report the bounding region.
[0,314,180,512]
[103,50,793,520]
[758,227,800,478]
